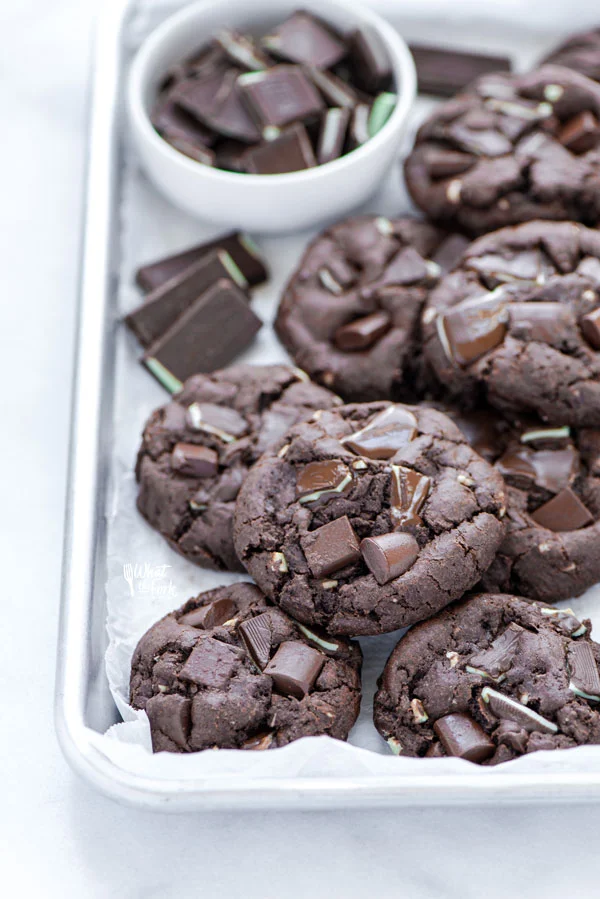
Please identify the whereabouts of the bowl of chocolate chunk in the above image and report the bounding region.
[128,0,416,232]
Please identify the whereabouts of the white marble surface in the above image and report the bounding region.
[3,0,600,896]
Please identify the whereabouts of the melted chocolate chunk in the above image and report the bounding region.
[263,641,325,699]
[179,597,237,629]
[496,446,578,494]
[481,687,558,733]
[300,515,361,578]
[171,443,219,478]
[433,713,495,762]
[238,612,273,669]
[568,642,600,699]
[390,465,431,527]
[360,532,420,584]
[296,460,351,502]
[342,406,418,459]
[468,623,524,679]
[530,486,594,531]
[509,302,573,343]
[424,147,475,180]
[334,311,391,351]
[438,293,508,367]
[186,402,249,440]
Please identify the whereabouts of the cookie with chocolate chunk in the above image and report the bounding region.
[374,592,600,764]
[233,401,506,635]
[404,66,600,235]
[446,406,600,602]
[422,220,600,427]
[542,28,600,85]
[130,582,362,752]
[275,215,464,402]
[135,364,341,571]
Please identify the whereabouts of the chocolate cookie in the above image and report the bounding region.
[374,592,600,764]
[542,29,600,85]
[275,215,464,402]
[446,406,600,602]
[135,364,341,571]
[404,65,600,235]
[233,401,506,635]
[130,582,362,752]
[422,220,600,426]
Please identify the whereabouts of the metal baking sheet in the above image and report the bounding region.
[56,0,600,810]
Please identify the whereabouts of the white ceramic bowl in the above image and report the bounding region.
[128,0,416,234]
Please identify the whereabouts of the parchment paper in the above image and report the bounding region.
[99,0,600,782]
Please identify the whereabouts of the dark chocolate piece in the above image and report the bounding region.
[438,294,508,366]
[348,103,371,149]
[177,69,261,143]
[481,687,558,733]
[424,146,475,180]
[178,636,239,687]
[317,107,351,165]
[390,465,431,527]
[409,44,511,97]
[135,233,267,293]
[333,311,391,351]
[496,446,578,494]
[342,406,417,459]
[360,532,420,584]
[179,597,237,629]
[126,250,247,348]
[431,233,470,273]
[568,642,600,699]
[261,12,347,70]
[243,123,317,174]
[509,302,572,343]
[185,401,249,440]
[239,612,273,669]
[170,69,226,123]
[307,67,358,108]
[296,460,352,502]
[215,29,272,71]
[300,515,361,578]
[239,65,324,130]
[581,308,600,349]
[558,110,600,154]
[143,279,262,386]
[215,139,249,172]
[145,693,191,749]
[350,27,393,93]
[359,247,430,300]
[531,487,594,531]
[433,712,495,762]
[263,641,325,699]
[171,442,219,478]
[151,93,215,148]
[468,623,524,679]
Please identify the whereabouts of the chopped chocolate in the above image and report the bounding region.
[360,246,429,297]
[178,636,239,687]
[183,69,262,143]
[215,29,272,71]
[568,642,600,699]
[317,107,351,165]
[296,460,352,502]
[350,27,393,93]
[468,623,524,679]
[239,612,273,669]
[151,93,215,148]
[347,103,371,149]
[342,406,417,459]
[179,597,237,629]
[509,302,573,343]
[243,123,317,174]
[264,641,325,699]
[145,694,191,750]
[424,146,475,180]
[307,67,358,108]
[431,233,470,273]
[333,311,391,351]
[171,442,219,478]
[135,233,267,293]
[360,532,420,584]
[143,279,262,387]
[438,293,508,366]
[238,65,324,131]
[390,466,431,527]
[300,515,361,578]
[126,250,248,348]
[409,44,511,97]
[530,486,594,532]
[185,401,249,440]
[496,446,578,494]
[558,110,600,154]
[261,11,347,70]
[481,687,558,733]
[433,712,495,762]
[581,308,600,349]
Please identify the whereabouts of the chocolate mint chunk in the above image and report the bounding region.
[363,246,430,292]
[136,233,267,292]
[243,123,317,174]
[215,29,272,71]
[179,597,237,629]
[300,515,361,578]
[317,107,351,165]
[433,713,495,762]
[342,406,417,459]
[178,637,239,687]
[348,103,371,149]
[143,279,262,385]
[581,308,600,349]
[438,293,508,366]
[360,532,419,584]
[390,466,431,528]
[186,402,248,440]
[481,687,558,733]
[171,443,219,478]
[296,460,352,503]
[409,44,511,97]
[263,641,325,699]
[261,12,347,70]
[308,68,358,109]
[151,93,214,149]
[145,693,191,750]
[184,69,262,143]
[127,250,247,348]
[558,110,600,154]
[334,311,391,351]
[350,27,393,93]
[368,92,396,137]
[467,249,553,287]
[509,302,572,343]
[530,487,594,532]
[568,642,600,700]
[497,446,578,494]
[239,612,273,669]
[468,623,524,680]
[239,65,324,130]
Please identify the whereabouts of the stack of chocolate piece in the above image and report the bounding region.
[151,10,396,174]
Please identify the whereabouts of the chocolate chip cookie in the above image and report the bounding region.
[130,582,362,752]
[275,215,465,402]
[446,406,600,602]
[404,65,600,235]
[422,220,600,426]
[135,364,341,571]
[374,592,600,764]
[233,401,506,636]
[542,28,600,85]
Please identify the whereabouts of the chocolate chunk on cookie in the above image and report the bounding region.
[404,65,600,235]
[275,215,460,402]
[374,592,600,764]
[422,221,600,426]
[130,582,362,752]
[135,364,341,571]
[233,402,506,635]
[542,28,600,85]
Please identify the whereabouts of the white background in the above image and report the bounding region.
[3,0,600,896]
